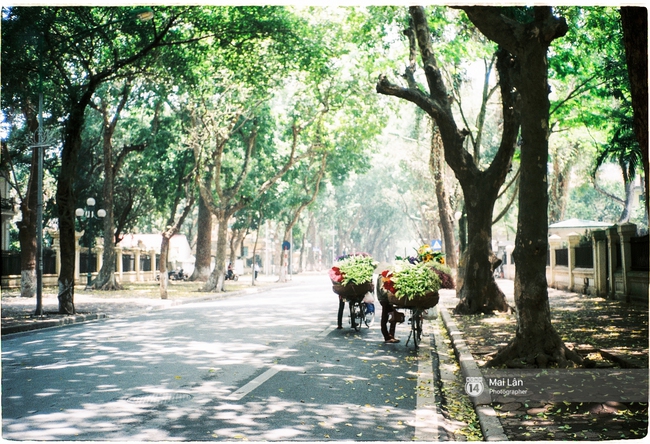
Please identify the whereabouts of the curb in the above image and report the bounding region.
[1,313,108,336]
[438,302,509,441]
[1,281,290,337]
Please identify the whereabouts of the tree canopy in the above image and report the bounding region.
[1,5,646,316]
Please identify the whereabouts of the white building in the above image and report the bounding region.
[117,233,195,275]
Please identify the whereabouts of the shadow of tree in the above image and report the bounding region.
[3,288,427,441]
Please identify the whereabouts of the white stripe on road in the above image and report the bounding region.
[225,366,282,401]
[414,320,441,441]
[225,325,332,401]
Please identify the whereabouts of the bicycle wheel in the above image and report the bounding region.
[412,309,423,348]
[364,308,375,328]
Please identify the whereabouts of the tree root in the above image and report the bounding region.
[454,290,512,315]
[485,336,584,368]
[99,281,124,291]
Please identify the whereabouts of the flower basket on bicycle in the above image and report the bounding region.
[330,253,377,331]
[379,260,441,349]
[388,290,439,309]
[332,281,374,302]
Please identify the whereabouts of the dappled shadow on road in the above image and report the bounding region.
[2,297,427,441]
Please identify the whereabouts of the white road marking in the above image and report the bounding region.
[225,366,282,401]
[225,325,332,400]
[415,321,441,441]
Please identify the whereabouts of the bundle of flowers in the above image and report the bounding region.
[417,244,446,264]
[329,253,377,286]
[395,244,454,289]
[380,260,441,302]
[429,262,455,289]
[395,245,445,265]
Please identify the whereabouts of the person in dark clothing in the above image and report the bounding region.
[376,274,399,343]
[337,296,354,329]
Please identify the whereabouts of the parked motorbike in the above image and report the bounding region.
[157,269,188,281]
[169,269,188,281]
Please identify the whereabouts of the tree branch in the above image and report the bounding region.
[493,170,520,224]
[460,6,568,56]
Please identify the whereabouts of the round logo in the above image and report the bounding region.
[465,377,484,397]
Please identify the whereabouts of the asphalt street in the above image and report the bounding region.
[2,274,448,441]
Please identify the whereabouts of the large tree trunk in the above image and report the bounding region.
[620,7,649,217]
[618,178,636,224]
[298,229,307,274]
[429,126,457,272]
[202,217,227,292]
[461,6,582,367]
[506,16,581,366]
[17,148,38,299]
[305,213,316,271]
[95,135,121,291]
[228,229,238,268]
[159,234,171,299]
[454,180,509,314]
[189,195,213,281]
[94,85,136,292]
[57,93,94,314]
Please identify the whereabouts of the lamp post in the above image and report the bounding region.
[75,198,106,289]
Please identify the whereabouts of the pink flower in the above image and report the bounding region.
[329,266,344,283]
[380,270,396,293]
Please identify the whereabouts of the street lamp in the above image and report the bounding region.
[75,198,106,289]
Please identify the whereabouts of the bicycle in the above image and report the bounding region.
[349,300,374,331]
[331,281,375,332]
[387,291,438,350]
[406,307,424,349]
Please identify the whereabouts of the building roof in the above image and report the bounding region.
[548,218,613,229]
[117,234,193,258]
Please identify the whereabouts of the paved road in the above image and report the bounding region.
[2,275,447,441]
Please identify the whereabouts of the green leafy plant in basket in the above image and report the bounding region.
[391,260,441,300]
[330,253,377,286]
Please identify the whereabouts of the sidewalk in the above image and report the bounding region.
[438,280,649,441]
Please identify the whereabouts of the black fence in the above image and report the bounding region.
[1,250,56,276]
[141,255,151,272]
[555,248,569,267]
[631,235,649,271]
[2,251,21,275]
[122,254,134,272]
[121,254,155,272]
[575,244,593,268]
[79,252,97,274]
[2,250,161,277]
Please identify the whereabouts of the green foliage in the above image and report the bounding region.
[565,181,624,223]
[335,254,377,285]
[391,260,441,300]
[596,109,642,182]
